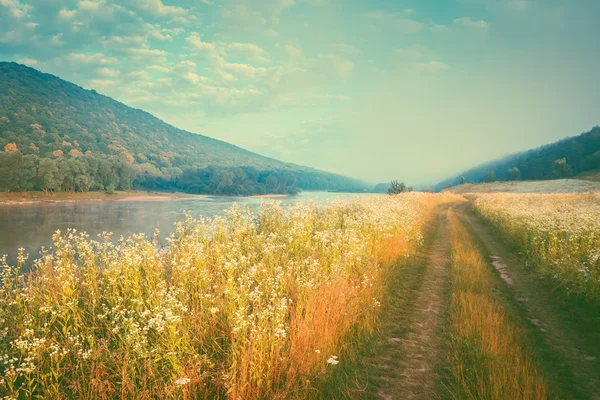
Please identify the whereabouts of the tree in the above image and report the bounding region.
[484,171,497,183]
[37,158,59,191]
[552,158,574,178]
[460,176,466,185]
[388,180,413,195]
[265,173,279,193]
[506,167,522,181]
[4,143,17,153]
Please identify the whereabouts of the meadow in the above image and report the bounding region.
[2,191,599,399]
[0,194,452,399]
[473,193,600,301]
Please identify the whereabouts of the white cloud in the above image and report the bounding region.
[148,65,170,73]
[453,17,490,31]
[97,67,120,77]
[186,33,221,60]
[57,9,76,20]
[222,62,268,80]
[227,43,271,63]
[17,57,37,66]
[124,0,188,18]
[0,0,31,19]
[66,53,118,66]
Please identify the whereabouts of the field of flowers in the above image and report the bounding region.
[473,193,600,301]
[0,193,453,399]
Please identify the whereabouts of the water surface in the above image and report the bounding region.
[0,191,372,264]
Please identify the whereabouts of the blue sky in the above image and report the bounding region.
[1,0,599,185]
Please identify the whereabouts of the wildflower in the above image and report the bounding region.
[315,349,321,354]
[327,355,339,365]
[175,377,191,386]
[210,307,219,315]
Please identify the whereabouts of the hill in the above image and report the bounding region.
[434,126,600,192]
[0,62,367,195]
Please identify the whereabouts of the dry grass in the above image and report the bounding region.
[446,210,550,400]
[0,193,456,399]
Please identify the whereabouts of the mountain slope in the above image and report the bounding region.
[434,126,600,191]
[0,62,366,194]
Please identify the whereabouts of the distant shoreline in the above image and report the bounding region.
[248,194,291,199]
[0,191,206,205]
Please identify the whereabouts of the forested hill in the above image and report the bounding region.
[434,126,600,191]
[0,62,367,195]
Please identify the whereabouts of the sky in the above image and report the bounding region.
[1,0,599,186]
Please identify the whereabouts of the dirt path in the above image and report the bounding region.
[455,203,600,400]
[351,205,453,399]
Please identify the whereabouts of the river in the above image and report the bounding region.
[0,191,374,265]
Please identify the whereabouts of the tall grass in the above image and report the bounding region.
[0,194,451,399]
[473,193,600,301]
[446,210,549,400]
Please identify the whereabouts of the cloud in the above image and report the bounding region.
[16,57,37,66]
[185,33,222,60]
[0,0,31,19]
[227,43,271,63]
[123,0,188,18]
[97,67,120,77]
[222,62,268,80]
[66,53,118,66]
[453,17,490,31]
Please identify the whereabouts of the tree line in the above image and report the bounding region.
[438,126,600,190]
[0,143,358,196]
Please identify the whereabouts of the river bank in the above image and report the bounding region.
[0,190,205,205]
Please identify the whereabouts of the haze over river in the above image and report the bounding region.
[0,191,372,265]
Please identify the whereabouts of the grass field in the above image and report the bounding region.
[0,194,457,399]
[1,192,599,399]
[473,193,600,302]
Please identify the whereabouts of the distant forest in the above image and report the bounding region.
[435,126,600,191]
[0,145,362,195]
[0,62,368,195]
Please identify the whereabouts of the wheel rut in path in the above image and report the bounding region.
[352,205,453,400]
[456,204,600,400]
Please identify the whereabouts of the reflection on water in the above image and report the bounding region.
[0,191,374,264]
